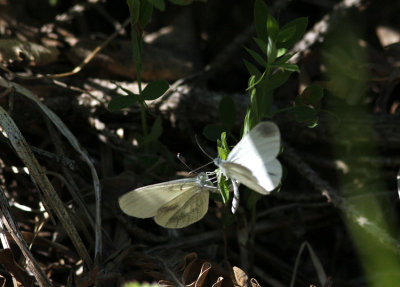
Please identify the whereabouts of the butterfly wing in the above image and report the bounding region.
[218,122,282,194]
[221,159,282,194]
[227,122,280,165]
[118,178,198,218]
[155,187,210,228]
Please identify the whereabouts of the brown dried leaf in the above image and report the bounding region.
[157,252,237,287]
[250,278,262,287]
[0,249,34,287]
[182,255,205,285]
[211,277,224,287]
[185,262,212,287]
[180,253,233,287]
[120,249,166,283]
[179,252,198,272]
[233,266,248,287]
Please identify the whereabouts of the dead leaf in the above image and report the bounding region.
[233,266,248,287]
[250,278,262,287]
[211,277,224,287]
[185,262,212,287]
[180,253,233,287]
[180,252,198,271]
[0,249,34,287]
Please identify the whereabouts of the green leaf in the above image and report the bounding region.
[169,0,193,4]
[294,105,318,127]
[108,94,138,111]
[249,86,259,121]
[246,70,266,91]
[243,108,253,135]
[139,0,153,27]
[276,48,287,58]
[142,116,163,144]
[270,63,299,72]
[248,74,256,87]
[219,96,236,130]
[244,46,267,68]
[217,173,230,203]
[277,25,296,44]
[266,13,279,41]
[203,124,226,142]
[274,53,296,65]
[243,59,261,78]
[127,0,140,24]
[278,17,308,49]
[141,80,169,100]
[265,70,292,90]
[113,82,137,96]
[217,132,229,160]
[253,37,269,55]
[254,0,269,41]
[300,85,324,105]
[150,116,163,139]
[267,37,277,63]
[146,0,165,11]
[254,84,273,118]
[209,191,224,202]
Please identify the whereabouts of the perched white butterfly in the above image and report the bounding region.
[214,122,282,212]
[118,173,216,228]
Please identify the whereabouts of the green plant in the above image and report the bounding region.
[113,0,323,230]
[207,0,322,214]
[108,0,184,148]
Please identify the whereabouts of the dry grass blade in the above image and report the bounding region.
[48,17,130,79]
[0,186,52,287]
[0,105,92,267]
[0,75,101,260]
[290,241,327,287]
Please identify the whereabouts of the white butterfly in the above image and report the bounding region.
[214,122,282,212]
[118,173,216,228]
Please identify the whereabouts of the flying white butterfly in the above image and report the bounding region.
[214,121,282,213]
[118,172,216,228]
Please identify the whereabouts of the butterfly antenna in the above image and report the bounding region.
[177,153,214,176]
[189,161,214,175]
[195,134,214,160]
[177,153,194,172]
